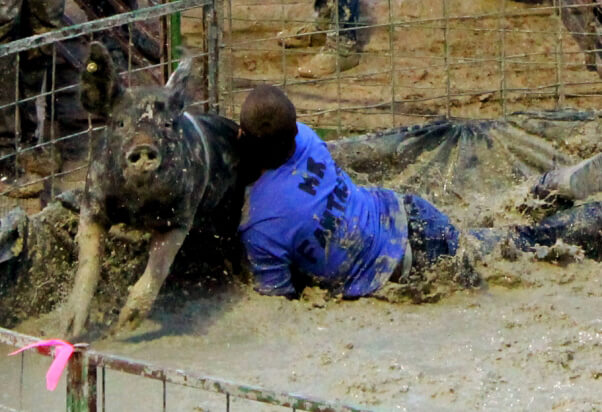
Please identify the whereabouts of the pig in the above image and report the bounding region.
[61,42,245,337]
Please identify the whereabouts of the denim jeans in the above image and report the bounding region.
[313,0,359,43]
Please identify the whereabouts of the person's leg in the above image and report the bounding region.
[531,153,602,202]
[400,194,460,274]
[333,0,359,44]
[470,202,602,261]
[390,193,484,288]
[520,201,602,260]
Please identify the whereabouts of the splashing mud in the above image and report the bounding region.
[1,110,600,410]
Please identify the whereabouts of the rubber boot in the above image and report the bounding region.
[276,23,326,48]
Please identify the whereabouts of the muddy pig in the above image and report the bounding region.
[61,42,245,337]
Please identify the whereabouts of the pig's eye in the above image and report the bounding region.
[117,120,125,128]
[164,121,173,128]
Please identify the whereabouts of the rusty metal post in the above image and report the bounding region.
[66,347,88,412]
[205,0,219,114]
[87,358,98,412]
[442,0,451,119]
[161,0,169,83]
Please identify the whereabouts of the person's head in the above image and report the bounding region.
[239,85,298,171]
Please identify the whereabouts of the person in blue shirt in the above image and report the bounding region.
[237,85,602,299]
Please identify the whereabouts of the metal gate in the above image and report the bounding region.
[0,327,371,411]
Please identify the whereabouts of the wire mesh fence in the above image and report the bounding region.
[0,0,216,217]
[0,0,600,217]
[220,0,601,136]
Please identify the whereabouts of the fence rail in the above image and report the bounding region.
[0,0,209,58]
[0,327,372,412]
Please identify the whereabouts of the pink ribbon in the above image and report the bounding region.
[9,339,74,391]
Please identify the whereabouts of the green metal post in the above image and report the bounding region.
[170,0,182,71]
[66,348,88,412]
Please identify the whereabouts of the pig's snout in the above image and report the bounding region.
[126,145,161,172]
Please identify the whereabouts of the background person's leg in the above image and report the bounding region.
[333,0,359,44]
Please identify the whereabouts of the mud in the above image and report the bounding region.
[0,0,601,410]
[4,250,601,410]
[1,137,600,411]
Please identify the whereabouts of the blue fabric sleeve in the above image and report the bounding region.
[242,228,296,297]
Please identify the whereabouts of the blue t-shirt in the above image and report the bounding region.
[239,123,408,297]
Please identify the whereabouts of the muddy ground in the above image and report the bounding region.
[1,0,601,411]
[2,245,601,411]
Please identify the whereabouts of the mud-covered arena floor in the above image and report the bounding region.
[1,0,602,410]
[1,181,601,411]
[1,250,601,411]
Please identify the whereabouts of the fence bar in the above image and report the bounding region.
[128,22,133,87]
[206,0,219,113]
[67,349,87,412]
[388,0,395,128]
[13,53,20,179]
[170,0,183,72]
[280,0,288,93]
[19,352,24,411]
[554,0,565,108]
[499,0,507,118]
[101,366,106,412]
[87,360,98,412]
[162,378,167,412]
[226,0,234,117]
[0,328,370,412]
[86,350,370,412]
[442,0,451,119]
[0,0,209,58]
[50,43,58,200]
[0,327,47,351]
[335,0,342,137]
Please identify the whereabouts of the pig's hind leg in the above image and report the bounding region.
[114,227,189,331]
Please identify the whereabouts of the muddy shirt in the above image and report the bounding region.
[239,123,408,297]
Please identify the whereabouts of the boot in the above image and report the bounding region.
[276,23,326,48]
[532,153,602,201]
[297,37,359,78]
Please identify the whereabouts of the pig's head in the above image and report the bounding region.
[80,42,194,194]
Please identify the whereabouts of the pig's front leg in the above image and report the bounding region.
[115,227,188,331]
[61,212,105,339]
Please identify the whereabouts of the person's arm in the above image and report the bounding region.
[242,230,297,298]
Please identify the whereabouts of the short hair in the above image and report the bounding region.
[239,85,298,169]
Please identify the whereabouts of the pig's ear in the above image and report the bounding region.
[80,41,124,117]
[165,55,193,112]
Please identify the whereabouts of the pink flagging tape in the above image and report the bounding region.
[8,339,74,391]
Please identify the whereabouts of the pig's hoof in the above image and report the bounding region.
[60,306,88,340]
[113,307,145,333]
